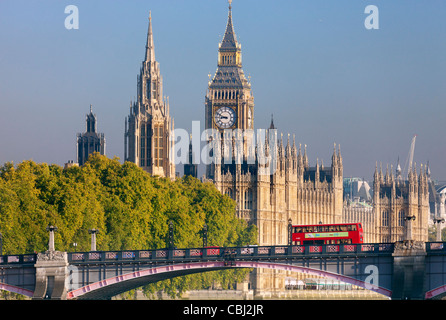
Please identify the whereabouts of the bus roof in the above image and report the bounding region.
[292,222,361,227]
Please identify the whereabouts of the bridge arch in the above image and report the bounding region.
[67,261,391,300]
[425,285,446,300]
[0,283,34,298]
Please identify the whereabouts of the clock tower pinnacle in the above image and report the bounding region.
[205,0,254,133]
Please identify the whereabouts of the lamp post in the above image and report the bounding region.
[288,218,293,246]
[202,223,208,248]
[168,221,175,249]
[433,218,445,242]
[404,216,416,241]
[88,229,99,252]
[46,225,58,251]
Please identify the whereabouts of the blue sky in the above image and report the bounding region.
[0,0,445,180]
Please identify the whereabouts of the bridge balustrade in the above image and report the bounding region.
[426,242,446,255]
[0,254,36,265]
[66,243,395,265]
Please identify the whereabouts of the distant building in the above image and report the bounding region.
[183,135,198,178]
[343,200,374,243]
[64,160,79,169]
[344,178,372,203]
[77,105,106,166]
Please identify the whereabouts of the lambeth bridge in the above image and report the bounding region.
[2,237,446,300]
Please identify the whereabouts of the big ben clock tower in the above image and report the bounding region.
[205,0,255,180]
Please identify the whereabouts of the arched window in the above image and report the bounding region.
[398,210,405,227]
[140,124,146,167]
[225,188,233,199]
[382,210,389,227]
[154,124,164,167]
[244,188,253,210]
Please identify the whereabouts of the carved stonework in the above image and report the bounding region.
[37,250,67,262]
[394,240,425,252]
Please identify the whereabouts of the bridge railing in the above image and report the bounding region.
[67,243,394,264]
[0,254,37,265]
[426,242,446,254]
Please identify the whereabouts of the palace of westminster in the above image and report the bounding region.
[71,2,446,296]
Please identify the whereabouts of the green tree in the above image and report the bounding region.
[0,154,258,298]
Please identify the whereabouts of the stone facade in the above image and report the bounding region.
[372,164,429,243]
[125,12,175,179]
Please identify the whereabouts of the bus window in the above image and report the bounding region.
[359,223,362,229]
[351,225,357,231]
[340,225,347,231]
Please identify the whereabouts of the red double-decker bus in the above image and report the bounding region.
[291,223,363,245]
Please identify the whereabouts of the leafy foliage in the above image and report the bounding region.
[0,154,257,298]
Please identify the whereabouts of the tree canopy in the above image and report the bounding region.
[0,154,257,298]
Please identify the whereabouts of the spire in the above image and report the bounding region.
[269,114,276,130]
[86,105,96,133]
[426,160,431,179]
[292,134,297,157]
[145,11,155,62]
[374,162,379,180]
[396,156,402,180]
[221,0,238,49]
[332,143,337,165]
[303,144,309,168]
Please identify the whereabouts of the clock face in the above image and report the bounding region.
[214,106,236,129]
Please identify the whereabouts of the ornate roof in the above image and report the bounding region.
[209,1,250,90]
[220,2,237,50]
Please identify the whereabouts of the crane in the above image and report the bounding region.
[402,134,417,178]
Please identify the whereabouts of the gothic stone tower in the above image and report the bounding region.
[77,105,106,165]
[125,12,175,179]
[204,0,254,181]
[205,2,344,245]
[372,163,429,243]
[205,2,343,297]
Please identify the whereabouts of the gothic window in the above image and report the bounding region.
[140,124,146,167]
[244,188,253,210]
[146,126,151,164]
[382,210,389,227]
[146,82,150,100]
[152,81,157,100]
[225,188,233,199]
[154,124,164,167]
[398,210,405,227]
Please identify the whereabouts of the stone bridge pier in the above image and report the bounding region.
[391,240,427,300]
[32,226,68,300]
